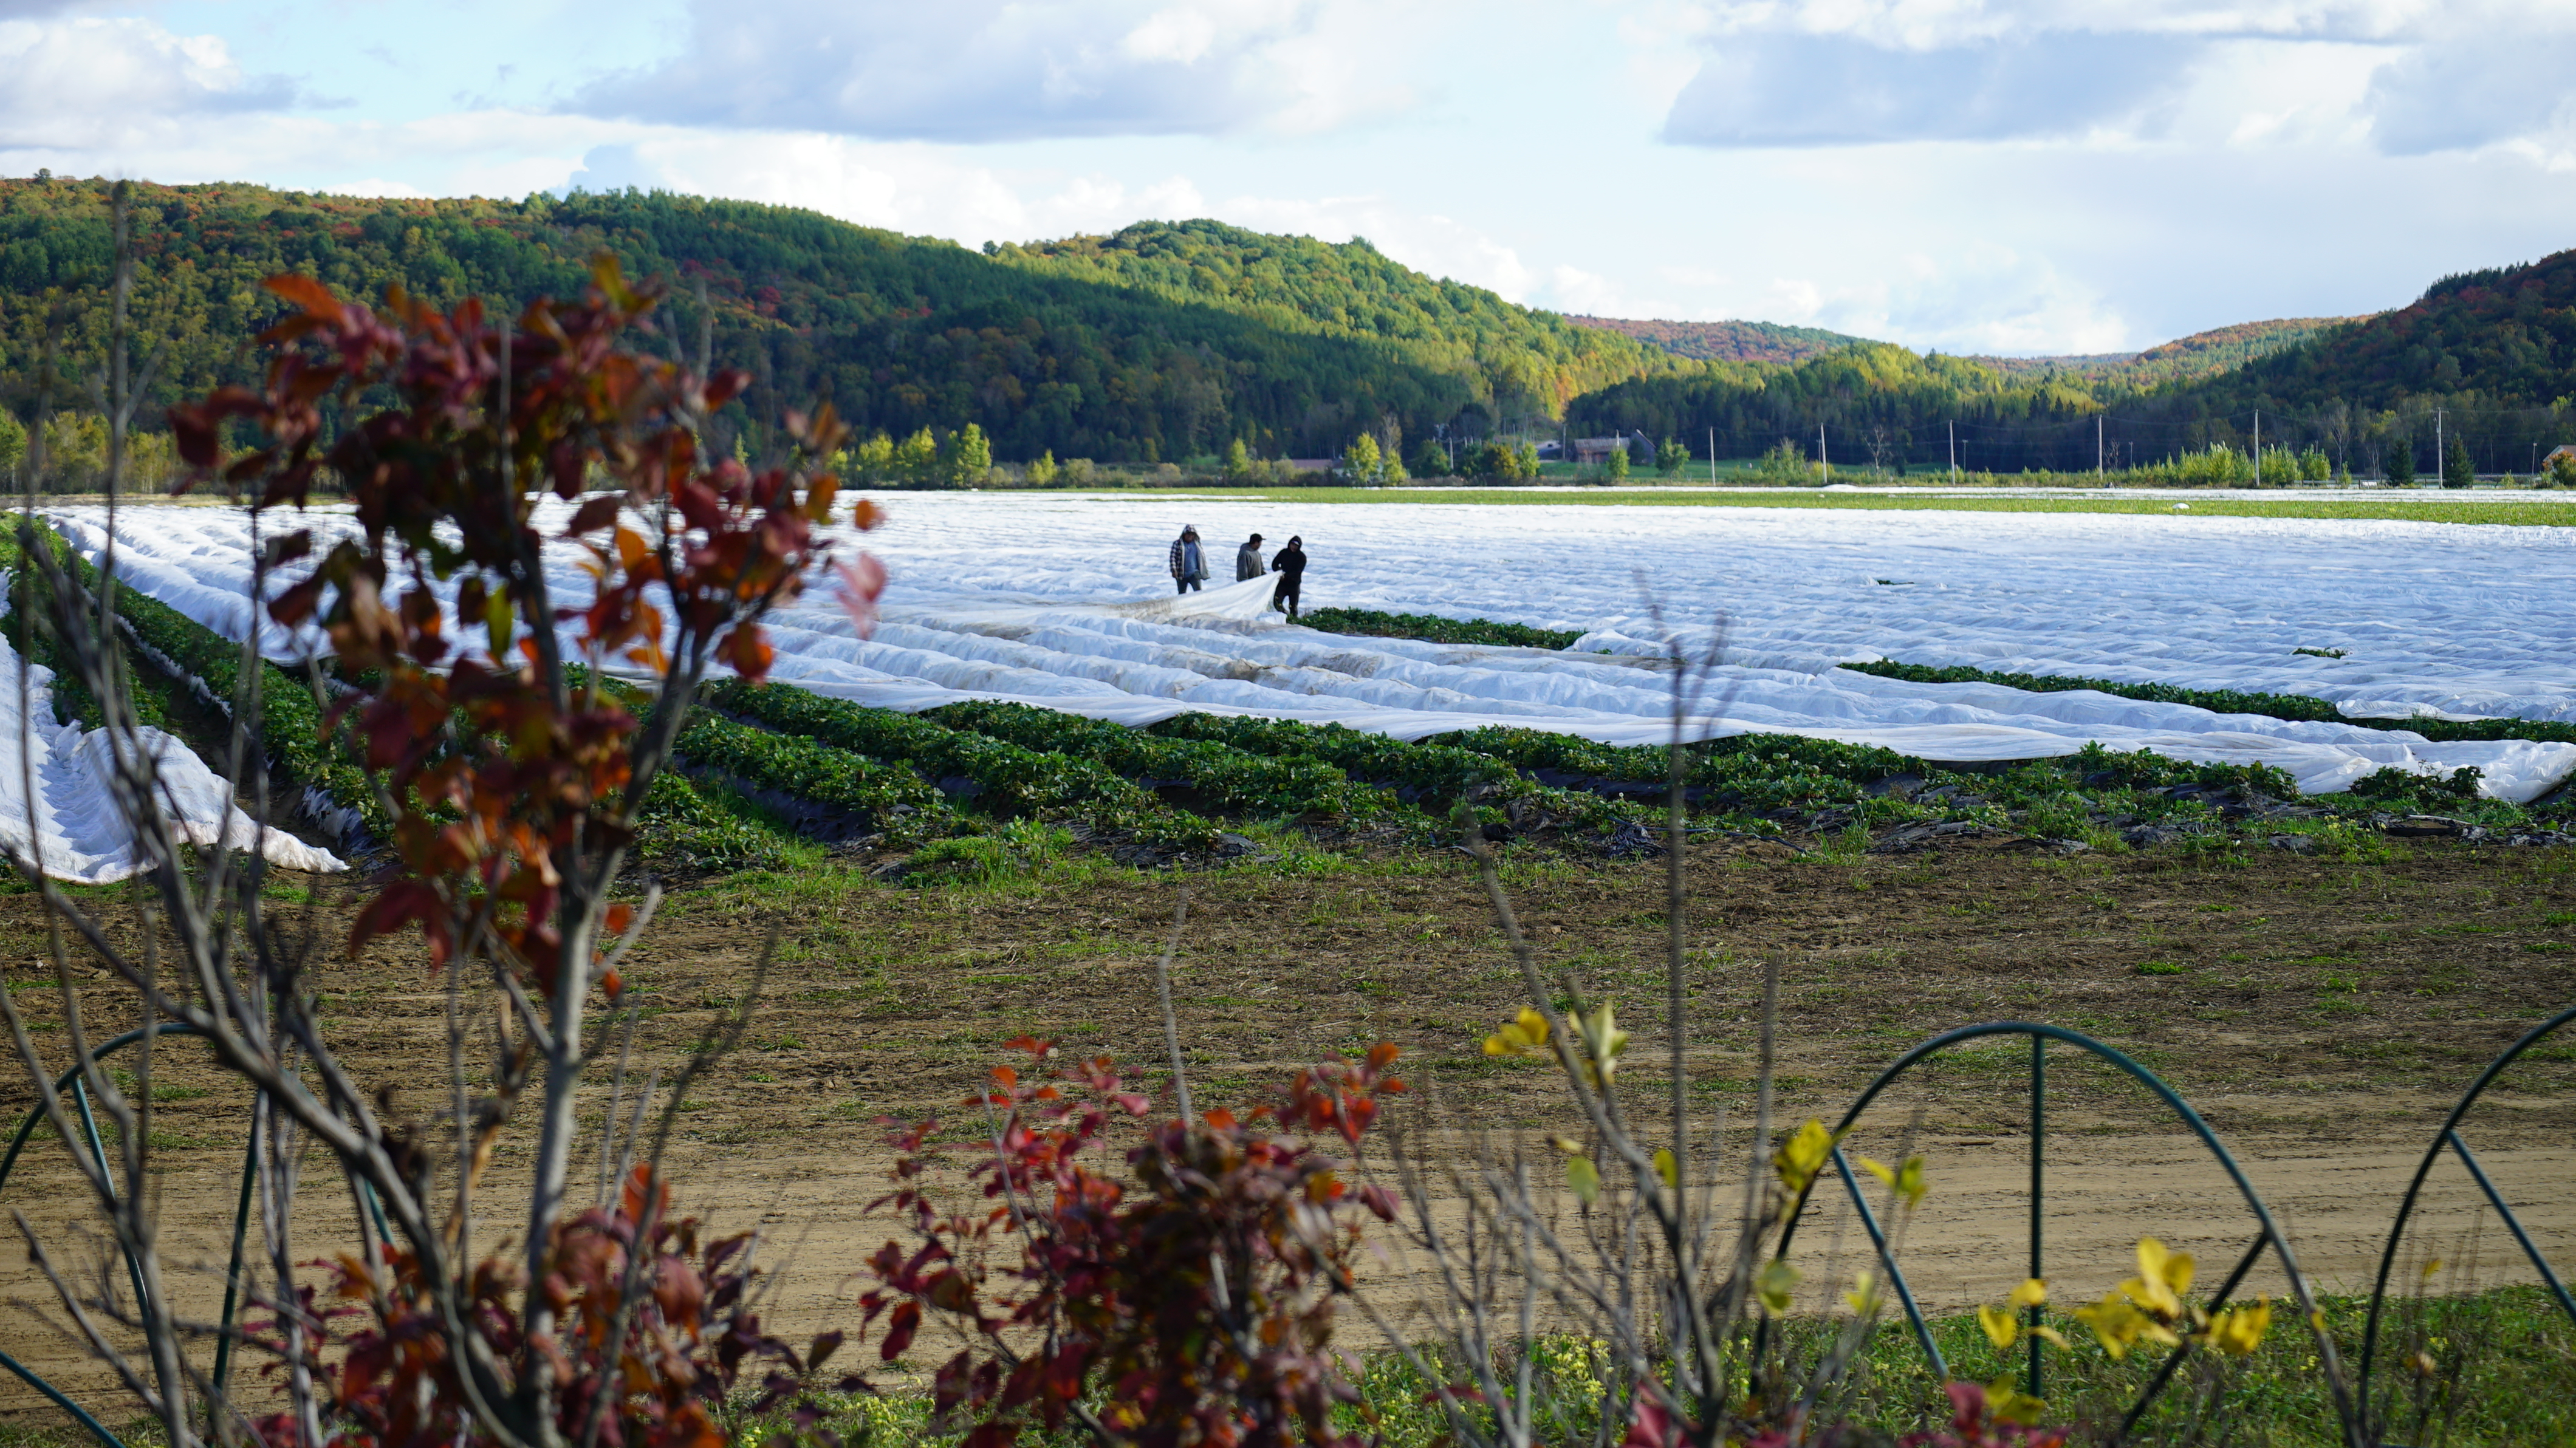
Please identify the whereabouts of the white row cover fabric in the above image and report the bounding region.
[0,626,343,882]
[46,498,2576,805]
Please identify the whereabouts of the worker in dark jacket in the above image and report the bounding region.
[1168,525,1205,593]
[1236,532,1267,581]
[1270,536,1306,618]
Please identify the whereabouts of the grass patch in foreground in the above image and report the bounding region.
[772,1286,2571,1446]
[1218,487,2576,527]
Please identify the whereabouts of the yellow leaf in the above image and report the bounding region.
[2420,1258,2445,1282]
[1572,1003,1629,1088]
[1545,1134,1583,1156]
[1772,1119,1845,1195]
[1566,1153,1601,1206]
[2206,1299,2272,1357]
[1978,1304,2019,1350]
[484,590,513,661]
[1653,1147,1679,1191]
[2075,1294,2160,1360]
[1892,1154,1928,1206]
[2136,1237,2194,1304]
[2030,1325,2071,1350]
[1755,1257,1801,1315]
[1844,1269,1883,1317]
[2009,1277,2049,1310]
[1481,1005,1551,1057]
[1857,1155,1894,1189]
[1982,1378,2047,1428]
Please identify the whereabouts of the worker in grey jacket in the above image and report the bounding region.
[1168,525,1206,593]
[1236,532,1267,581]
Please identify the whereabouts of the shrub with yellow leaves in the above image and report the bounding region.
[2068,1237,2274,1362]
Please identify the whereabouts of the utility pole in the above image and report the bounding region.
[1948,419,1957,483]
[1818,424,1829,484]
[1708,426,1717,485]
[2435,408,2443,486]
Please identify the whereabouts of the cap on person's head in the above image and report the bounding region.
[1287,535,1302,546]
[1249,533,1264,544]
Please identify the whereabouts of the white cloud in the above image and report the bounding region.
[0,17,297,151]
[565,0,1426,142]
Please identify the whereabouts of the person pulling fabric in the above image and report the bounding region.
[1236,532,1267,581]
[1270,535,1306,618]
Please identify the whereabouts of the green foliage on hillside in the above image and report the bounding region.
[1970,318,2360,388]
[1561,315,1872,365]
[996,222,1673,420]
[0,180,1663,471]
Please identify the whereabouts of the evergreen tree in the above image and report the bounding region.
[1222,438,1255,485]
[1655,437,1689,476]
[2443,432,2475,489]
[1027,450,1060,485]
[2385,436,2416,487]
[1603,443,1629,480]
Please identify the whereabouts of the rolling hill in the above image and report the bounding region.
[1559,315,1874,365]
[0,182,1671,466]
[1968,318,2366,388]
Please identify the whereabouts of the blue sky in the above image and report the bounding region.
[7,0,2576,355]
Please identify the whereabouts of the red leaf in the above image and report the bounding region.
[881,1301,920,1361]
[563,493,623,536]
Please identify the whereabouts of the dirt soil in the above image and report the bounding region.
[2,835,2573,1419]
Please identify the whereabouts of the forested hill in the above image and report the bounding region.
[0,180,1668,464]
[990,222,1671,411]
[1560,315,1872,365]
[1567,248,2576,476]
[1970,317,2361,388]
[2168,253,2576,417]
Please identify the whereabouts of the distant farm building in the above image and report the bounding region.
[2543,444,2576,472]
[1569,435,1637,466]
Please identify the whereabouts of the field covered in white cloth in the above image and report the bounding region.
[47,496,2576,805]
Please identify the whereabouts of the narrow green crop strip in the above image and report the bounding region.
[1297,607,1584,651]
[705,680,1222,851]
[923,700,1396,825]
[1141,712,1625,828]
[674,711,956,838]
[1843,659,2576,745]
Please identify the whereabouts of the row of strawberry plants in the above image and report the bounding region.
[1843,658,2576,746]
[1139,712,1626,827]
[1297,606,1583,651]
[923,701,1403,824]
[53,534,391,843]
[704,680,1224,851]
[59,538,798,872]
[673,709,957,840]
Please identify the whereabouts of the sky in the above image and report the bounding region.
[5,0,2576,355]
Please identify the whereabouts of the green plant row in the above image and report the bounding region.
[1842,658,2576,746]
[1141,712,1626,828]
[673,709,956,838]
[705,680,1222,852]
[1296,607,1584,651]
[50,536,392,842]
[928,701,1403,825]
[625,771,803,874]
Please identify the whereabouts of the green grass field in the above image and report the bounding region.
[1211,487,2576,526]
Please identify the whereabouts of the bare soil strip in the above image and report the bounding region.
[2,838,2570,1416]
